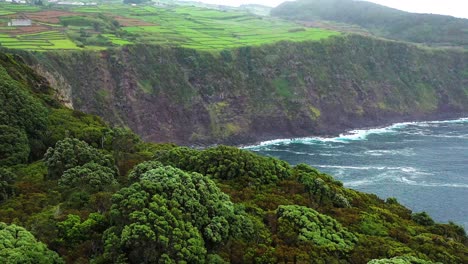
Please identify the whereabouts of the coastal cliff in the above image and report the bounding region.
[20,35,468,145]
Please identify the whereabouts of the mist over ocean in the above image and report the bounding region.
[246,118,468,230]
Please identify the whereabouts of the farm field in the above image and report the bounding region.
[0,2,340,51]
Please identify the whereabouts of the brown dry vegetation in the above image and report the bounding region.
[8,24,52,35]
[22,10,80,24]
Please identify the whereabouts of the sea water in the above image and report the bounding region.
[245,118,468,230]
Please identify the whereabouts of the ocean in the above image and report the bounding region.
[245,118,468,230]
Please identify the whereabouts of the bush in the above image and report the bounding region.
[156,145,291,185]
[44,138,114,180]
[412,212,435,226]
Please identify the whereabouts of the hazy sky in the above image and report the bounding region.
[188,0,468,19]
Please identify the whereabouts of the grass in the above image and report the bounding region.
[0,3,340,51]
[102,34,133,45]
[0,30,79,50]
[0,3,40,12]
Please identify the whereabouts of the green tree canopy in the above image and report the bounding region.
[0,167,16,202]
[367,255,436,263]
[156,145,291,185]
[294,164,350,208]
[127,160,163,183]
[57,213,107,246]
[44,138,114,180]
[115,165,245,243]
[0,222,63,263]
[103,194,207,263]
[103,165,252,262]
[59,162,117,192]
[0,125,30,166]
[277,205,357,251]
[0,64,47,139]
[412,212,435,226]
[0,59,48,162]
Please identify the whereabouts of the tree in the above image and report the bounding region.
[0,61,48,160]
[103,165,251,262]
[114,166,244,244]
[59,162,117,192]
[57,213,107,246]
[127,160,163,182]
[0,125,30,166]
[412,212,435,226]
[156,146,291,185]
[294,164,350,208]
[0,222,63,263]
[367,255,435,263]
[276,205,357,252]
[0,167,16,202]
[44,138,114,180]
[103,192,207,263]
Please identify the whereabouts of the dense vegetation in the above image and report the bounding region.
[0,51,467,263]
[271,0,468,47]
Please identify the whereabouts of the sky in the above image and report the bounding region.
[186,0,468,19]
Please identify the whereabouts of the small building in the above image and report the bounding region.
[8,19,32,27]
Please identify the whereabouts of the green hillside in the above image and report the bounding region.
[0,48,467,264]
[271,0,468,47]
[0,2,338,51]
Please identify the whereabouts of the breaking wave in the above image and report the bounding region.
[244,117,468,149]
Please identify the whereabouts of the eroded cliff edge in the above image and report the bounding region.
[19,35,468,145]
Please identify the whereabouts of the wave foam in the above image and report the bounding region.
[244,117,468,149]
[365,148,415,156]
[396,177,468,188]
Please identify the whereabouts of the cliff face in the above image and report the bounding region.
[22,35,468,145]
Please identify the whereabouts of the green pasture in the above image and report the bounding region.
[0,29,79,50]
[0,3,339,51]
[0,3,40,12]
[102,34,133,45]
[109,5,339,50]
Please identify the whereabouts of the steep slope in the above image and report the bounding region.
[271,0,468,47]
[20,35,468,145]
[0,50,467,263]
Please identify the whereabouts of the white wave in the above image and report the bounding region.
[396,177,468,188]
[243,117,468,149]
[343,170,400,186]
[340,169,463,188]
[345,179,375,187]
[282,150,316,156]
[315,165,421,171]
[243,138,293,148]
[398,177,418,185]
[421,117,468,125]
[318,153,338,156]
[426,135,468,139]
[365,148,415,156]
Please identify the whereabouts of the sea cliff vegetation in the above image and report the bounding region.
[0,49,467,263]
[17,34,468,145]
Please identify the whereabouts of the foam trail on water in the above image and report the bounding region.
[243,117,468,149]
[314,165,429,174]
[397,177,468,188]
[365,148,415,156]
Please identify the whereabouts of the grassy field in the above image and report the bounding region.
[0,3,340,51]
